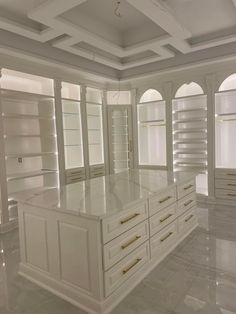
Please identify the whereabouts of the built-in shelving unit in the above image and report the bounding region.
[172,82,208,195]
[137,89,166,167]
[0,69,59,231]
[215,74,236,203]
[86,87,105,178]
[107,91,133,173]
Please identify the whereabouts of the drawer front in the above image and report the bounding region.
[104,242,149,297]
[66,168,85,177]
[90,164,105,173]
[215,179,236,191]
[149,203,176,237]
[150,221,178,258]
[177,179,196,200]
[149,187,176,216]
[177,192,196,216]
[102,202,148,244]
[215,189,236,200]
[178,208,198,235]
[215,168,236,180]
[66,174,86,184]
[90,170,105,179]
[103,221,149,271]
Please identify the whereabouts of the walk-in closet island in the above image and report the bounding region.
[14,169,197,314]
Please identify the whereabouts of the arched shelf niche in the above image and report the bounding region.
[172,82,208,196]
[215,73,236,169]
[137,88,166,167]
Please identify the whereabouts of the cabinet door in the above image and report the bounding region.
[107,105,133,174]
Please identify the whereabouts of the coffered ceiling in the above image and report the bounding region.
[0,0,235,79]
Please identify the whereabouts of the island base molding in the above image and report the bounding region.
[19,224,197,314]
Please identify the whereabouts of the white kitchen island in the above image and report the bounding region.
[15,169,198,314]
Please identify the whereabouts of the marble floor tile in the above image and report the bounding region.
[0,204,236,314]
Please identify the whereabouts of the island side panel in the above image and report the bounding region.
[18,203,104,308]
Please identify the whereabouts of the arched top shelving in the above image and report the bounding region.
[139,89,163,103]
[219,73,236,92]
[175,82,204,98]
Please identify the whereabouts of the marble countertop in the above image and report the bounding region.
[14,169,196,220]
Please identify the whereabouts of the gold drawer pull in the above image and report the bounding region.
[159,196,172,204]
[120,213,140,224]
[122,258,142,274]
[227,183,236,187]
[227,173,236,176]
[160,213,173,223]
[227,193,236,196]
[160,232,173,242]
[121,236,141,250]
[184,184,193,190]
[184,200,193,207]
[185,214,194,222]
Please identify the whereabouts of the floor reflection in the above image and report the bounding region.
[0,205,236,314]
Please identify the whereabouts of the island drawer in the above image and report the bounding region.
[149,203,176,236]
[177,179,196,200]
[215,168,236,180]
[104,242,149,297]
[177,192,196,216]
[102,201,148,244]
[178,208,197,235]
[103,221,149,271]
[215,189,236,200]
[149,187,176,216]
[215,179,236,191]
[150,221,178,258]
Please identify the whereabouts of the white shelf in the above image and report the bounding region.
[174,139,207,144]
[0,88,54,101]
[174,128,207,134]
[174,117,207,124]
[4,134,56,139]
[2,113,54,120]
[6,152,57,158]
[7,170,57,182]
[173,108,207,114]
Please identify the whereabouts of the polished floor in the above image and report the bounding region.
[0,205,236,314]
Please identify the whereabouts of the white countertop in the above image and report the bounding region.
[14,169,196,220]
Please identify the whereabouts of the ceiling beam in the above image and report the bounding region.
[126,0,191,39]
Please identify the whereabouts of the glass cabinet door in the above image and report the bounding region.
[61,82,83,170]
[108,106,133,174]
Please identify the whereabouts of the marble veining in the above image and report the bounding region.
[1,205,236,314]
[13,169,196,219]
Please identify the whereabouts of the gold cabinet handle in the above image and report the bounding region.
[122,258,142,274]
[120,213,140,224]
[160,232,173,242]
[159,196,172,204]
[227,173,236,176]
[184,184,194,190]
[93,172,104,177]
[227,193,236,196]
[185,214,194,222]
[121,236,141,250]
[227,183,236,187]
[184,200,193,207]
[160,213,173,223]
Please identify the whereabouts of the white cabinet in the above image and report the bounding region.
[0,69,59,232]
[137,89,166,167]
[172,82,208,196]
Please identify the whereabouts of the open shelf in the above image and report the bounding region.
[7,170,57,182]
